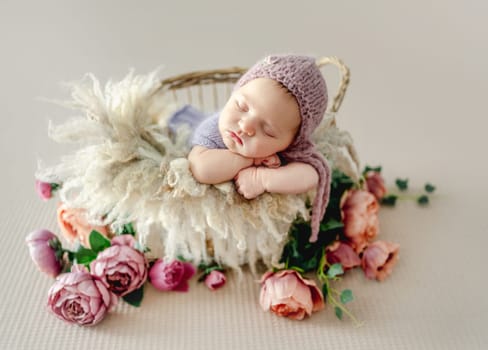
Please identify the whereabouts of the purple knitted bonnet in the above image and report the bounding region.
[236,54,331,242]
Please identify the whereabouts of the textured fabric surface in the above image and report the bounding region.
[3,179,488,349]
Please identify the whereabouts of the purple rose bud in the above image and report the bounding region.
[35,180,52,201]
[90,244,148,297]
[204,270,226,291]
[149,259,196,292]
[26,229,63,278]
[47,265,118,326]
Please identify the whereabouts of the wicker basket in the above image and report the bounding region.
[37,56,360,272]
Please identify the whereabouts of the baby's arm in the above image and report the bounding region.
[188,145,254,184]
[234,162,318,199]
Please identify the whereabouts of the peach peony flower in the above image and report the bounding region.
[362,240,400,281]
[56,203,109,248]
[47,264,117,326]
[364,171,387,200]
[326,241,361,270]
[259,270,324,320]
[341,190,380,253]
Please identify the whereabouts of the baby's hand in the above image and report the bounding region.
[234,167,265,199]
[253,154,281,169]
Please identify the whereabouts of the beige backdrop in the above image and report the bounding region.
[1,0,487,349]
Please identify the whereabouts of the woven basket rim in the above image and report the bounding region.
[157,56,350,113]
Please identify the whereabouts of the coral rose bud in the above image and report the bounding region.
[47,264,118,326]
[149,259,196,292]
[364,171,387,200]
[26,229,63,278]
[35,180,53,201]
[259,270,324,320]
[56,203,109,248]
[204,270,226,291]
[362,240,400,281]
[341,190,380,253]
[326,241,361,270]
[90,243,148,296]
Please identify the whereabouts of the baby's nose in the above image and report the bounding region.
[239,119,255,136]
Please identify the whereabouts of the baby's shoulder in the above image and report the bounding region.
[191,112,225,149]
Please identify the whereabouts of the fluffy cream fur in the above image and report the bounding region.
[36,70,360,274]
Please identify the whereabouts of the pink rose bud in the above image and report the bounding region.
[149,259,196,292]
[35,180,52,201]
[362,240,400,281]
[111,234,137,248]
[326,241,361,270]
[47,265,118,326]
[341,190,380,253]
[259,270,324,320]
[25,229,63,278]
[364,171,387,200]
[204,270,226,291]
[56,203,109,248]
[90,244,148,296]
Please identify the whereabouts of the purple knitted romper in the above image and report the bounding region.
[192,54,331,243]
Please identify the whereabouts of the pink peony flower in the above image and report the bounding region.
[341,190,380,253]
[362,240,400,281]
[90,238,148,296]
[204,270,226,291]
[26,229,63,278]
[35,180,53,201]
[47,265,117,326]
[364,171,387,200]
[326,241,361,270]
[148,259,196,292]
[259,270,324,320]
[56,203,109,248]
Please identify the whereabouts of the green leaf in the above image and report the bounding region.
[363,165,382,174]
[340,289,354,304]
[335,306,343,320]
[320,218,344,232]
[381,194,398,206]
[122,286,144,307]
[327,263,344,278]
[50,183,60,191]
[425,183,436,193]
[74,247,97,265]
[417,195,429,205]
[89,230,111,254]
[395,178,408,191]
[118,223,136,236]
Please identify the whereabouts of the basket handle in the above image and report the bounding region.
[157,56,350,113]
[316,56,350,114]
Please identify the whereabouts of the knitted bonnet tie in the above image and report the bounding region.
[236,54,330,243]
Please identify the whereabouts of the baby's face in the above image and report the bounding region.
[218,78,301,158]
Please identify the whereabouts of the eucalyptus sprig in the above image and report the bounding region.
[317,254,362,326]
